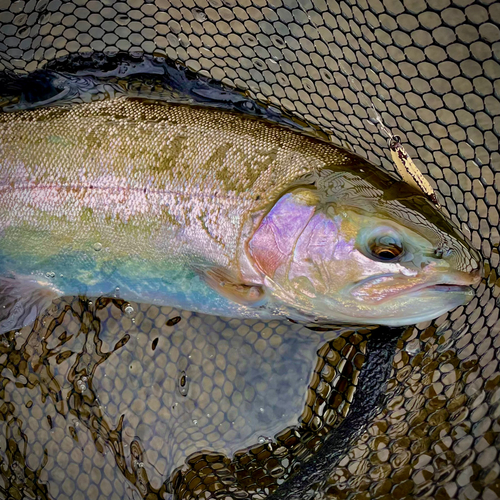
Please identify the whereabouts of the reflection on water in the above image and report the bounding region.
[0,297,374,499]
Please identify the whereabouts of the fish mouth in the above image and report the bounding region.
[420,284,472,293]
[378,282,474,302]
[350,273,476,303]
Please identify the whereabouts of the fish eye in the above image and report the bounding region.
[367,231,404,262]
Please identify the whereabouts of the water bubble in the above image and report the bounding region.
[114,287,120,297]
[178,370,189,397]
[76,378,87,392]
[192,419,198,425]
[123,303,136,318]
[192,8,206,21]
[45,271,56,279]
[93,242,102,251]
[270,466,285,478]
[258,436,272,444]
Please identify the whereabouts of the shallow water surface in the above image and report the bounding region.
[0,296,370,499]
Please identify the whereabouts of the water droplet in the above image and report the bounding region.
[116,14,129,25]
[45,271,56,279]
[178,371,189,396]
[259,407,264,413]
[114,287,120,297]
[271,35,286,49]
[123,303,136,318]
[258,436,272,444]
[270,466,285,478]
[151,337,159,351]
[435,320,451,336]
[453,323,469,338]
[93,242,102,251]
[405,339,421,355]
[192,419,198,425]
[178,34,190,48]
[192,8,206,21]
[166,315,181,326]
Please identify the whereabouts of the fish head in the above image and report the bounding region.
[248,170,482,326]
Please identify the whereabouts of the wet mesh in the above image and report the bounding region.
[0,1,499,500]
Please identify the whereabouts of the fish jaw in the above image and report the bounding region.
[348,266,481,305]
[325,260,481,326]
[350,284,475,327]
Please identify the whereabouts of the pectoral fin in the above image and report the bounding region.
[198,267,265,307]
[0,277,59,335]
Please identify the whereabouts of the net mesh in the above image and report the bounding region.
[0,1,499,500]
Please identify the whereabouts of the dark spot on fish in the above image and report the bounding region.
[287,317,298,324]
[26,400,33,408]
[47,415,53,429]
[89,185,93,189]
[166,316,181,326]
[152,337,158,351]
[143,188,147,193]
[255,195,260,201]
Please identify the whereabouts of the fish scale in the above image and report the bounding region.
[0,98,345,266]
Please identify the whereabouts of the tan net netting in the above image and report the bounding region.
[0,1,499,499]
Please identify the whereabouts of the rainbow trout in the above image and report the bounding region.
[0,98,481,333]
